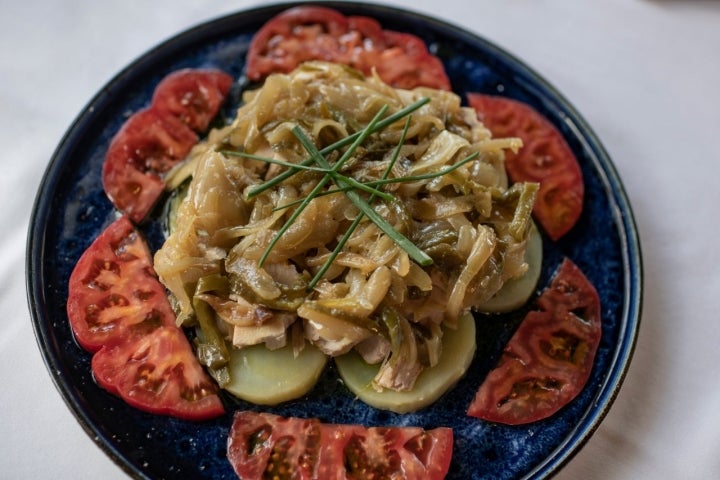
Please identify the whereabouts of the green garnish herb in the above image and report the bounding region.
[224,151,394,203]
[244,97,431,199]
[219,96,482,290]
[256,104,391,268]
[291,113,434,271]
[269,150,480,213]
[306,116,413,289]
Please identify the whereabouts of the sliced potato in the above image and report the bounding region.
[335,312,476,413]
[224,342,327,405]
[476,222,543,313]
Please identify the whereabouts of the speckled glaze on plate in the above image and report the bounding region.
[27,2,642,479]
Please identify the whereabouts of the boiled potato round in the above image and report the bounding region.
[224,342,327,405]
[476,222,543,313]
[335,312,476,413]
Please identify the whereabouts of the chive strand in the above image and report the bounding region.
[294,105,389,173]
[319,98,427,155]
[368,151,480,186]
[296,116,433,269]
[247,99,441,272]
[221,150,328,172]
[257,173,333,267]
[271,151,480,213]
[246,97,429,198]
[307,116,412,289]
[333,175,394,202]
[260,106,389,268]
[344,188,432,265]
[223,150,393,202]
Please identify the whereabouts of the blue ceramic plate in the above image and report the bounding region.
[27,2,642,479]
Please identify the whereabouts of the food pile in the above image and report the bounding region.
[65,6,600,478]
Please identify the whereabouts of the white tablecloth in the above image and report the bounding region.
[4,1,720,478]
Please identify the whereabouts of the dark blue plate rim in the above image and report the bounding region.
[26,2,642,479]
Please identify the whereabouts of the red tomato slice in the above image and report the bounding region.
[103,68,233,223]
[467,93,584,240]
[227,411,453,480]
[67,216,224,420]
[536,258,602,324]
[67,216,175,352]
[373,31,451,91]
[467,258,601,425]
[151,68,234,132]
[317,423,453,480]
[227,411,321,480]
[246,5,451,90]
[92,325,225,421]
[246,5,349,79]
[102,108,198,223]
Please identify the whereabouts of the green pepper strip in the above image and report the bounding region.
[192,275,230,368]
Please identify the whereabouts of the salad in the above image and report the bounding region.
[64,5,601,478]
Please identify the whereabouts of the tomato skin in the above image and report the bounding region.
[536,258,601,324]
[92,325,225,421]
[103,69,232,223]
[67,216,225,420]
[227,411,320,480]
[102,108,198,223]
[67,216,176,352]
[374,31,450,91]
[246,6,350,79]
[318,424,453,480]
[467,258,601,425]
[467,93,584,240]
[246,6,451,90]
[151,68,234,132]
[227,411,453,480]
